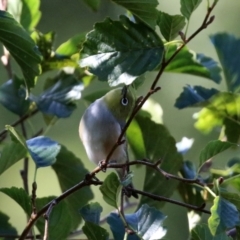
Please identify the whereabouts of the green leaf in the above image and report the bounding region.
[224,117,240,143]
[82,0,100,11]
[20,0,41,31]
[51,145,94,229]
[35,196,72,240]
[220,191,240,210]
[26,136,61,168]
[211,33,240,92]
[158,12,186,41]
[111,0,158,29]
[191,223,232,240]
[56,33,86,56]
[136,115,183,209]
[180,0,202,20]
[82,221,109,240]
[79,202,103,224]
[0,187,31,215]
[0,211,17,236]
[165,44,221,83]
[99,172,121,208]
[199,140,235,169]
[0,11,42,90]
[208,196,240,236]
[80,15,164,86]
[5,125,27,149]
[0,78,31,116]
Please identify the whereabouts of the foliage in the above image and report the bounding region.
[0,0,239,240]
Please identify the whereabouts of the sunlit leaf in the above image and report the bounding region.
[80,15,164,86]
[180,0,202,20]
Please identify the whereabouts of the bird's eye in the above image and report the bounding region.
[121,97,128,106]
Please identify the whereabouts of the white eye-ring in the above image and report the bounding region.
[121,97,128,106]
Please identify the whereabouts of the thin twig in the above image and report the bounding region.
[43,200,56,240]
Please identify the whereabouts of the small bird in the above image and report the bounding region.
[79,86,137,198]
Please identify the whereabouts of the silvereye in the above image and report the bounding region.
[79,86,137,197]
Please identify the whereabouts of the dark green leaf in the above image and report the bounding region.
[35,196,72,240]
[0,187,31,215]
[82,0,100,11]
[224,116,240,143]
[51,145,94,229]
[80,15,164,86]
[0,78,31,116]
[26,136,61,168]
[136,116,183,209]
[199,140,235,169]
[82,221,109,240]
[158,12,185,41]
[0,11,42,90]
[211,33,240,92]
[99,172,121,208]
[79,202,103,224]
[208,196,240,236]
[35,73,84,118]
[180,0,202,20]
[56,33,86,56]
[191,223,232,240]
[20,0,41,31]
[175,85,219,109]
[220,191,240,210]
[111,0,158,29]
[0,211,17,236]
[165,44,221,83]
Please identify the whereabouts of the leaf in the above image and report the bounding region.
[191,223,232,240]
[180,0,202,20]
[208,196,240,236]
[35,196,72,240]
[111,0,158,29]
[82,0,100,11]
[82,221,109,240]
[135,115,183,209]
[0,211,17,236]
[199,140,235,169]
[56,33,86,56]
[80,15,164,86]
[51,145,94,229]
[164,44,221,83]
[35,73,84,118]
[0,187,31,215]
[158,12,186,41]
[0,11,42,90]
[20,0,41,31]
[5,125,27,149]
[224,117,240,143]
[0,78,31,116]
[107,205,167,240]
[99,172,121,208]
[210,33,240,92]
[26,136,61,168]
[79,202,103,224]
[175,85,219,109]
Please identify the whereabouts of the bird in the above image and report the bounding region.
[79,86,138,198]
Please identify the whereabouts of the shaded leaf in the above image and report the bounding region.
[0,78,31,116]
[35,196,72,240]
[100,172,121,208]
[82,221,109,240]
[208,196,240,236]
[111,0,158,29]
[158,12,185,41]
[0,187,31,215]
[80,15,164,86]
[51,145,94,229]
[211,33,240,92]
[165,44,221,83]
[180,0,202,20]
[79,202,103,224]
[175,85,219,109]
[82,0,100,11]
[26,136,61,168]
[220,191,240,210]
[0,11,42,90]
[199,140,235,169]
[224,116,240,143]
[0,211,17,236]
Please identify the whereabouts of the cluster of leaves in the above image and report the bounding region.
[0,0,239,239]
